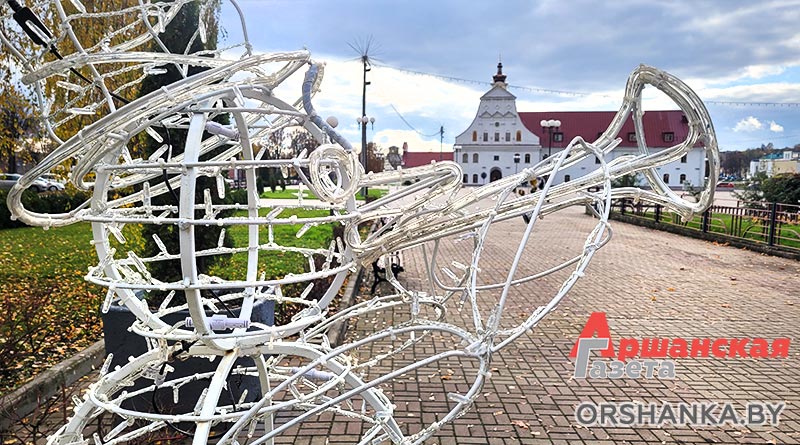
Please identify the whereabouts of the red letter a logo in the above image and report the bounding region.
[569,312,615,358]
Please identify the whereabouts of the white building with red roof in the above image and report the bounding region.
[453,63,709,189]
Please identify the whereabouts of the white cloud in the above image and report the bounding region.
[696,82,800,103]
[733,116,763,132]
[769,120,784,132]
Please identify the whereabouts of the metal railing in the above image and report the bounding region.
[613,199,800,252]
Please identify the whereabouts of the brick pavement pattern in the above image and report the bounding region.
[340,205,800,445]
[7,205,799,444]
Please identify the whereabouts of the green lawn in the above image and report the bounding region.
[260,188,316,200]
[259,187,388,201]
[627,208,800,249]
[207,207,334,282]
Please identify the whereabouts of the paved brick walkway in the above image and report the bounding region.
[7,205,799,444]
[345,204,800,444]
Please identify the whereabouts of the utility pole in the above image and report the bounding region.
[439,125,444,161]
[361,55,370,198]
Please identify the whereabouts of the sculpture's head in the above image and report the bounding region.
[0,0,377,351]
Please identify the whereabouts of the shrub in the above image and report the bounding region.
[0,186,92,229]
[762,173,800,206]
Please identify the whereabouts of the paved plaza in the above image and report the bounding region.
[7,205,800,444]
[335,204,799,444]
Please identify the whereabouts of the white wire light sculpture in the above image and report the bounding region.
[2,1,719,444]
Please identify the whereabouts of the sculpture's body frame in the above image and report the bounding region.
[2,1,719,443]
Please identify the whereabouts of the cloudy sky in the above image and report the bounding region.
[220,0,800,153]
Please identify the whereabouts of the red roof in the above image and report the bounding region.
[402,151,453,168]
[519,110,693,149]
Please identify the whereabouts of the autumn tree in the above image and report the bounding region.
[365,142,384,174]
[256,128,322,191]
[0,85,38,173]
[135,0,225,286]
[0,0,186,154]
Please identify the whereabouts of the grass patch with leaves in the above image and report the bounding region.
[0,222,146,396]
[0,206,341,395]
[0,223,99,395]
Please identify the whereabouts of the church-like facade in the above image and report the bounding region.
[453,63,709,189]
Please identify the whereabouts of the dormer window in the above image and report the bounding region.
[627,132,637,142]
[663,132,675,142]
[553,132,564,142]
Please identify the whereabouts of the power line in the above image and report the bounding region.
[375,63,594,98]
[702,100,800,108]
[389,104,442,138]
[373,63,800,108]
[724,132,800,145]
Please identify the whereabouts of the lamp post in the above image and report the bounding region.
[357,116,375,196]
[359,54,372,198]
[540,119,561,159]
[513,153,520,191]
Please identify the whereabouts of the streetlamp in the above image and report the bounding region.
[357,116,375,130]
[513,153,520,191]
[540,119,561,159]
[357,115,375,178]
[358,52,373,198]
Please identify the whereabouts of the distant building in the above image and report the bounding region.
[453,63,709,189]
[749,151,800,177]
[401,145,454,168]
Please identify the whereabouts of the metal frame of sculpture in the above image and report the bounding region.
[2,1,719,444]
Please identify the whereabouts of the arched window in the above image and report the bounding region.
[663,173,670,184]
[472,131,477,142]
[473,153,479,163]
[680,173,687,184]
[564,175,571,182]
[516,130,522,142]
[524,153,531,163]
[462,153,468,163]
[463,174,468,183]
[472,174,478,183]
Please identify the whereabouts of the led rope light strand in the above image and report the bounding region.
[2,1,719,444]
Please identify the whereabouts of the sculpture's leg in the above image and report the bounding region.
[254,354,275,445]
[192,351,238,445]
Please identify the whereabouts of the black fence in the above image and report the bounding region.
[613,199,800,253]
